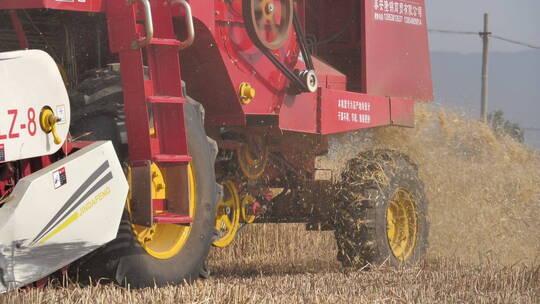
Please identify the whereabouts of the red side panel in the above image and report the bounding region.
[0,0,104,12]
[362,0,433,101]
[313,57,347,91]
[279,92,318,134]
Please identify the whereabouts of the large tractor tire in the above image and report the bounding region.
[70,68,220,287]
[70,68,127,158]
[334,150,429,267]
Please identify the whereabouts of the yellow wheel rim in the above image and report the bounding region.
[213,181,241,248]
[386,189,418,261]
[128,163,196,260]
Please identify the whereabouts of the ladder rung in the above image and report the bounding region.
[152,154,192,163]
[148,96,185,104]
[153,213,193,224]
[149,38,182,47]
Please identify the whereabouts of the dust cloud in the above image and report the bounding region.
[373,104,540,265]
[213,105,539,268]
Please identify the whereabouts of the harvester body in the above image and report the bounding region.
[0,0,433,289]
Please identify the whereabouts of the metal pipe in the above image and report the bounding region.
[134,0,154,49]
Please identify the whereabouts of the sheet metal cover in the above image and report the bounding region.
[0,50,71,162]
[0,141,128,292]
[363,0,433,101]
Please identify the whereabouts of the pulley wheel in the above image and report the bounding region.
[237,135,269,180]
[243,0,294,50]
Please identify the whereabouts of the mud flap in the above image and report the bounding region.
[0,141,128,292]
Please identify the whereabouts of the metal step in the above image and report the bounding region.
[149,38,181,47]
[148,96,186,104]
[152,154,192,163]
[153,213,193,224]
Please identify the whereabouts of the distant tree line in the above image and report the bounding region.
[488,110,525,143]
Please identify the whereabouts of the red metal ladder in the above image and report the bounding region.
[106,0,195,226]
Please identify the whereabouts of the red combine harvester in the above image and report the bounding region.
[0,0,432,289]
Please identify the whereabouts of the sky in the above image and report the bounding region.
[426,0,540,53]
[425,1,540,148]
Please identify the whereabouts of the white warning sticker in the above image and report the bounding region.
[56,105,66,125]
[337,99,372,124]
[373,0,423,26]
[53,167,67,189]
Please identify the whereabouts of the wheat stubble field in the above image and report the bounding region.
[2,106,539,303]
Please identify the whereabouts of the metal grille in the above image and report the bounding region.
[0,11,65,56]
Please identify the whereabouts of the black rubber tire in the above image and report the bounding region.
[334,150,429,268]
[70,68,127,159]
[70,71,220,287]
[71,114,127,160]
[70,67,126,119]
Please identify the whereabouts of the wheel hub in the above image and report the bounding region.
[265,2,274,14]
[244,0,294,50]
